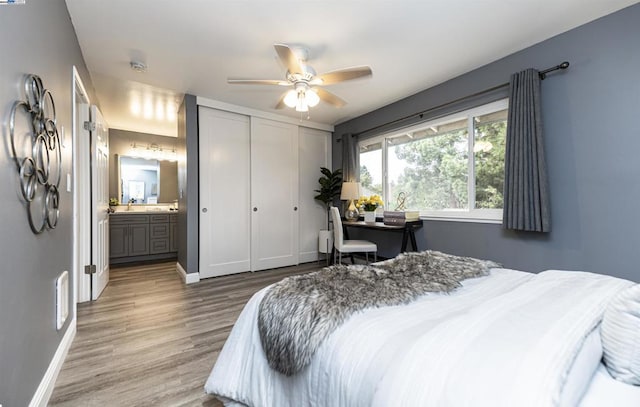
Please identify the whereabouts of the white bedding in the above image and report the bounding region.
[205,268,634,406]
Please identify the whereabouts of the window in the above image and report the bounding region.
[358,99,508,222]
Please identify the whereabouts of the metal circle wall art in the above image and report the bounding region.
[8,74,62,234]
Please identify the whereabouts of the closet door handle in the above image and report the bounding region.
[293,207,298,211]
[253,207,258,212]
[202,208,208,213]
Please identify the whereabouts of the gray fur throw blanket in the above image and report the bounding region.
[258,250,500,376]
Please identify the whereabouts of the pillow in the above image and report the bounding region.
[601,283,640,385]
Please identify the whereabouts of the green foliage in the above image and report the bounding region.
[474,121,506,209]
[390,121,505,210]
[314,167,343,208]
[359,165,382,196]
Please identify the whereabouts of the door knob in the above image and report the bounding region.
[253,207,258,212]
[202,208,207,213]
[294,207,298,211]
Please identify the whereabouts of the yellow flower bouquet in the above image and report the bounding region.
[357,194,384,212]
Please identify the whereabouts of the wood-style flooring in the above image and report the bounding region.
[49,261,320,406]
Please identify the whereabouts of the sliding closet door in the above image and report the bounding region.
[251,117,299,271]
[199,107,251,278]
[298,127,331,263]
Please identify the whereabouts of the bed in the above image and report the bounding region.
[205,252,640,406]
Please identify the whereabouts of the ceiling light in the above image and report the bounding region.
[305,89,320,107]
[295,94,308,112]
[283,90,298,108]
[130,61,147,73]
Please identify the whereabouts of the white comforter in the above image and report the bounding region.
[205,268,632,407]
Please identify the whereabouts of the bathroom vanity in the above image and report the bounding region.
[109,211,178,264]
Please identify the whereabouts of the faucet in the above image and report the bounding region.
[127,198,135,211]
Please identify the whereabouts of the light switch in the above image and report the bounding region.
[66,173,71,192]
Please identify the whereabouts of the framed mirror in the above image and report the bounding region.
[117,155,178,204]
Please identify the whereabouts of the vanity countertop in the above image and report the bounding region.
[109,208,178,215]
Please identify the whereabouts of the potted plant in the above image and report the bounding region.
[357,194,384,223]
[314,167,342,254]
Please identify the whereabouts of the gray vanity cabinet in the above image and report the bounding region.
[170,214,178,252]
[109,213,177,264]
[150,214,170,254]
[110,215,149,259]
[109,223,129,258]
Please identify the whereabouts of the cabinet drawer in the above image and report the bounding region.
[150,238,170,254]
[150,214,170,223]
[110,214,149,224]
[150,223,169,238]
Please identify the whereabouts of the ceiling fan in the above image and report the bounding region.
[227,44,372,113]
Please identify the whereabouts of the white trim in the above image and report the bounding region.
[29,318,76,407]
[176,262,200,284]
[421,215,502,225]
[72,66,92,310]
[196,96,334,132]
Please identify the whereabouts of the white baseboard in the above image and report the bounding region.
[29,317,76,407]
[176,262,200,284]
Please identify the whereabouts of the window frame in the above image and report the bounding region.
[358,98,508,224]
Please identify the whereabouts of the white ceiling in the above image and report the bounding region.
[65,0,638,137]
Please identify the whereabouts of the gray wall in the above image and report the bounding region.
[334,4,640,282]
[0,0,96,405]
[177,94,199,274]
[108,129,178,203]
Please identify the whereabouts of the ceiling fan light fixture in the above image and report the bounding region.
[305,89,320,107]
[295,92,308,112]
[283,89,298,108]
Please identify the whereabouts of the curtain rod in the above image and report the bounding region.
[344,61,570,139]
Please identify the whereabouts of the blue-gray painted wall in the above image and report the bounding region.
[334,4,640,282]
[0,0,96,405]
[177,94,199,274]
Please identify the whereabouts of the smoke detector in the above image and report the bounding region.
[130,61,147,73]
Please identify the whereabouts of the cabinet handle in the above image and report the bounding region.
[202,208,207,213]
[253,207,258,212]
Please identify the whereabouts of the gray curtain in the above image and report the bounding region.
[503,69,551,232]
[341,133,359,182]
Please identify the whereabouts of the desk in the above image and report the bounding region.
[342,219,423,253]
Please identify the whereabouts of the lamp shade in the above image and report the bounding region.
[340,182,360,200]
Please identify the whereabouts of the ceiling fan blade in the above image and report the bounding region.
[314,87,347,108]
[227,79,290,86]
[275,93,287,109]
[314,66,372,85]
[274,43,304,75]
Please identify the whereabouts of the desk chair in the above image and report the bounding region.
[330,207,377,265]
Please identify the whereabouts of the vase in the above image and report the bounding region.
[318,230,333,254]
[364,211,376,223]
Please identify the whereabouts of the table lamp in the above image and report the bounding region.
[341,182,360,221]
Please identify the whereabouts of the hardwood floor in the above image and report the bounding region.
[49,261,320,406]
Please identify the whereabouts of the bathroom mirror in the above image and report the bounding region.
[117,155,178,204]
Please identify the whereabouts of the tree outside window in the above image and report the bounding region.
[358,99,507,222]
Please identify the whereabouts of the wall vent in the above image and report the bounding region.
[56,271,69,330]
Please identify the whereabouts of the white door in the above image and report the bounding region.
[73,70,92,303]
[90,106,109,299]
[198,107,251,278]
[298,127,331,263]
[251,117,299,271]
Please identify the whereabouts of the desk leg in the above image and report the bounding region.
[401,229,409,253]
[409,228,418,251]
